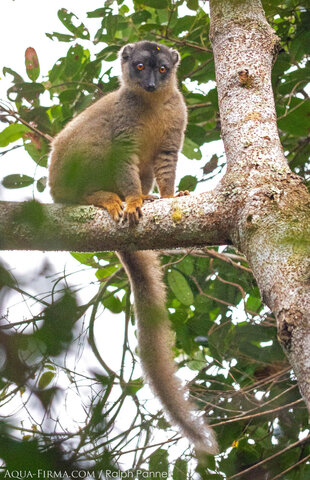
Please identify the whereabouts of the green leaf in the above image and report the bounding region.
[35,291,78,356]
[168,270,194,306]
[36,177,47,193]
[25,143,49,167]
[0,265,15,288]
[25,47,40,82]
[2,174,34,189]
[131,10,152,24]
[70,252,98,267]
[3,66,24,83]
[278,98,310,136]
[187,349,206,371]
[157,417,170,430]
[57,9,90,40]
[182,137,202,160]
[142,0,168,9]
[179,55,196,78]
[87,7,112,19]
[96,45,120,62]
[58,89,79,104]
[45,364,56,371]
[96,264,119,280]
[38,371,55,390]
[149,449,169,476]
[122,378,143,396]
[173,458,187,480]
[178,175,198,192]
[245,288,262,311]
[102,295,123,314]
[186,124,208,144]
[7,82,45,103]
[173,16,196,36]
[0,124,30,147]
[64,45,89,79]
[46,32,75,42]
[178,256,194,275]
[187,0,199,10]
[290,31,310,62]
[278,67,310,96]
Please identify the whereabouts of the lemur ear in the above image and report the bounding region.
[170,49,180,66]
[119,44,134,62]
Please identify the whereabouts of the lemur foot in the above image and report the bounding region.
[84,191,124,222]
[123,195,143,225]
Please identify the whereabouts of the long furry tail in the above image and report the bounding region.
[117,250,218,454]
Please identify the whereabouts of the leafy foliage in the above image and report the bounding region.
[0,0,309,478]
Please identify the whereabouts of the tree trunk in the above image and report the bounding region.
[209,0,310,412]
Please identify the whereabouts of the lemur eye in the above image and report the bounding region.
[136,63,144,71]
[159,66,167,74]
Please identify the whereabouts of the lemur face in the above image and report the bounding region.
[120,41,180,92]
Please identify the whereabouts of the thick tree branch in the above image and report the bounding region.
[0,189,232,252]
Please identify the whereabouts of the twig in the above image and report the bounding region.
[154,33,212,53]
[191,275,273,323]
[277,97,307,120]
[213,398,304,428]
[48,81,103,94]
[187,101,213,110]
[204,248,252,273]
[0,104,53,142]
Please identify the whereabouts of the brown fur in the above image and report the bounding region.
[49,41,218,454]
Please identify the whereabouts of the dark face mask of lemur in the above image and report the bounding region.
[122,43,178,93]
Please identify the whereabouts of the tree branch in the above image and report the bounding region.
[0,189,232,252]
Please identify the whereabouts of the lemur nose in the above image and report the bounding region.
[146,84,156,92]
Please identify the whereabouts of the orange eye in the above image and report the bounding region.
[136,63,144,71]
[159,66,167,74]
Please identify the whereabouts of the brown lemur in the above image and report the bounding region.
[49,41,218,454]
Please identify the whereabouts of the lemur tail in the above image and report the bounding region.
[117,250,218,455]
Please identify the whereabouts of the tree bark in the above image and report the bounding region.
[0,0,309,419]
[209,0,310,412]
[0,190,232,252]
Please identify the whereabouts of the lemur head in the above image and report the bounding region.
[119,41,180,93]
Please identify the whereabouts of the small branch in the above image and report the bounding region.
[213,398,304,428]
[48,81,104,95]
[191,275,272,322]
[203,248,252,273]
[182,58,213,81]
[0,144,23,157]
[187,101,213,110]
[154,33,212,53]
[277,97,307,120]
[0,104,53,143]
